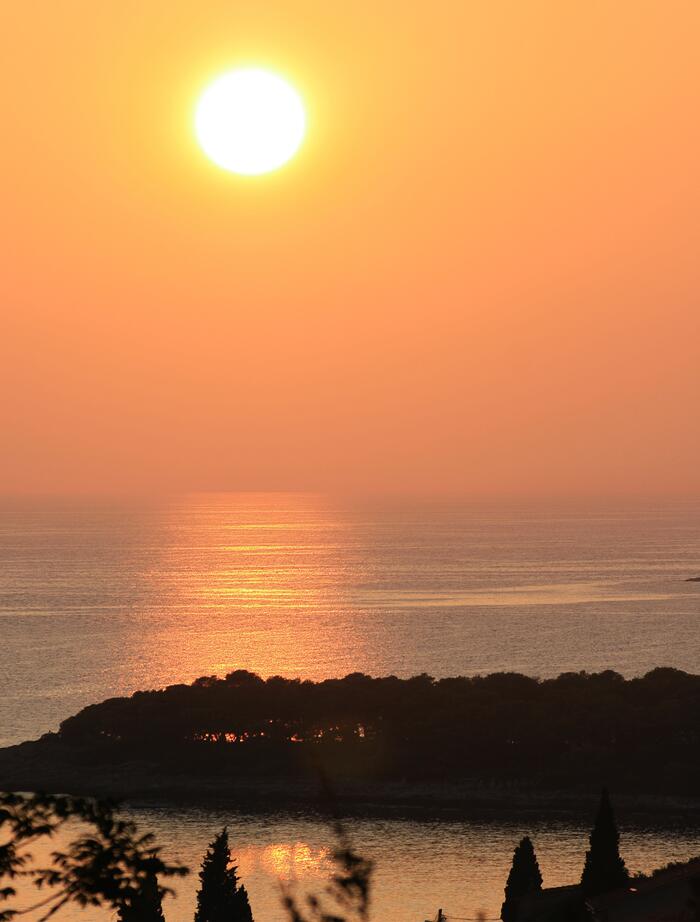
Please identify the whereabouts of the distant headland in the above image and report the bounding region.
[1,668,698,818]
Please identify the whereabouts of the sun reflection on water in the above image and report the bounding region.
[128,492,372,685]
[236,842,333,881]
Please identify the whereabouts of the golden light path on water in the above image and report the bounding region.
[2,493,700,919]
[119,492,699,692]
[2,492,700,750]
[236,842,333,880]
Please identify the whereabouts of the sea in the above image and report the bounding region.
[1,493,699,920]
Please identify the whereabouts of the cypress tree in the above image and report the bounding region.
[117,870,166,922]
[580,788,629,897]
[194,828,253,922]
[501,836,543,921]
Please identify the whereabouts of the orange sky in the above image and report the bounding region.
[1,2,699,496]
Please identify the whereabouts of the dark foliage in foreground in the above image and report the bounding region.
[56,667,700,793]
[0,792,187,922]
[281,821,371,922]
[116,871,165,922]
[580,788,629,897]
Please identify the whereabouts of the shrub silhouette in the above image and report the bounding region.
[281,820,371,922]
[0,792,186,922]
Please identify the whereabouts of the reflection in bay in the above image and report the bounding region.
[20,806,699,922]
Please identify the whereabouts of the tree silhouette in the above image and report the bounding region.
[500,836,542,921]
[0,792,186,922]
[117,870,166,922]
[194,828,253,922]
[580,788,629,896]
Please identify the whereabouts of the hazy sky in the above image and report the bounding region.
[2,2,699,496]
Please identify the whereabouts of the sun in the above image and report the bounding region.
[195,68,306,176]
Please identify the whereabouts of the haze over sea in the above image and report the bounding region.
[2,492,700,920]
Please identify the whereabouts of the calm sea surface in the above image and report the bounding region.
[10,807,700,922]
[1,493,699,919]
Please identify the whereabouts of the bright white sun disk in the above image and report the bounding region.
[195,69,306,175]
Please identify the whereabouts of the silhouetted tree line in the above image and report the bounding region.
[57,667,699,792]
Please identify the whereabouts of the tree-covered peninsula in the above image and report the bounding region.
[1,668,698,810]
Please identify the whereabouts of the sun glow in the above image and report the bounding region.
[195,68,306,175]
[236,843,333,881]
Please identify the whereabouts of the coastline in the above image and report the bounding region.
[2,735,698,826]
